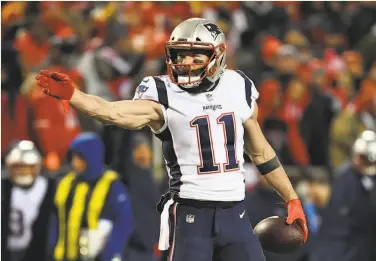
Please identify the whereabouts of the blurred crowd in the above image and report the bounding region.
[1,2,376,261]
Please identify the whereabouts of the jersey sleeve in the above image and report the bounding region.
[133,76,158,102]
[132,76,168,133]
[236,70,259,122]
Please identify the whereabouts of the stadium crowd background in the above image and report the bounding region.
[1,2,376,261]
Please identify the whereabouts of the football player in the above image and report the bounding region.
[35,18,308,261]
[2,141,55,261]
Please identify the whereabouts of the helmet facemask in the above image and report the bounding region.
[165,41,226,88]
[8,163,40,186]
[358,154,376,176]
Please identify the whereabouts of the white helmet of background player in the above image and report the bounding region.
[5,140,42,186]
[353,130,376,176]
[165,18,227,89]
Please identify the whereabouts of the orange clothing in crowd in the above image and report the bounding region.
[353,78,376,113]
[258,78,311,166]
[1,92,31,156]
[28,88,81,162]
[257,79,282,126]
[261,35,282,65]
[280,83,311,166]
[13,32,50,72]
[27,66,83,161]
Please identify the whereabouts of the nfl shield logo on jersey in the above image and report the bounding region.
[186,214,195,223]
[206,93,213,101]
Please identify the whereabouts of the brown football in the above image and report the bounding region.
[254,216,304,253]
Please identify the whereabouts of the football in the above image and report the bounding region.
[254,216,304,253]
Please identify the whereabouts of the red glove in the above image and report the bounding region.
[35,69,74,114]
[286,199,308,243]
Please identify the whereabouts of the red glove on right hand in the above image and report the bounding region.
[35,69,75,113]
[35,69,75,100]
[286,199,309,243]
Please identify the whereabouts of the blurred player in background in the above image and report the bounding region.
[36,18,307,261]
[49,133,133,261]
[311,130,376,261]
[1,141,56,261]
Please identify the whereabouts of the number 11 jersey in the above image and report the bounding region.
[133,69,259,201]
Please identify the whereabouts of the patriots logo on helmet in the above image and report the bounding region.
[203,23,222,40]
[136,84,149,99]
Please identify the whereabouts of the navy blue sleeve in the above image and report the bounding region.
[236,70,259,109]
[48,205,58,252]
[100,181,134,261]
[235,70,260,121]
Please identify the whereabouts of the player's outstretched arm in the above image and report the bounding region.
[35,69,163,130]
[71,89,163,129]
[243,103,308,242]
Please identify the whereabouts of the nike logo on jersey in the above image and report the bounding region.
[239,210,246,219]
[202,104,222,111]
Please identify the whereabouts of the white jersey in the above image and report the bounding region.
[133,69,259,201]
[8,176,48,251]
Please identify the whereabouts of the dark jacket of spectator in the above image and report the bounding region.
[311,164,376,261]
